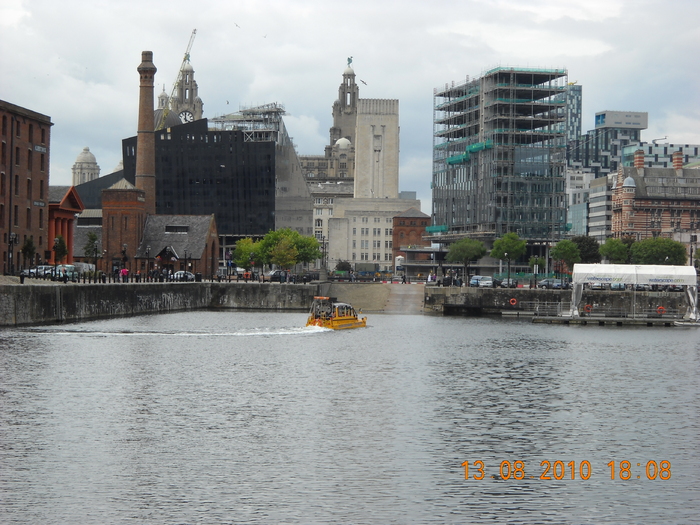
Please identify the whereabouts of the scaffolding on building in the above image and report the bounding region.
[209,102,291,145]
[432,67,568,244]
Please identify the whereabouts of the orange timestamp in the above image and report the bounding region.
[461,460,672,481]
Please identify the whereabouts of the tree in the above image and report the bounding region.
[446,237,486,279]
[83,232,100,270]
[599,238,629,264]
[571,235,601,264]
[269,236,298,269]
[490,233,527,262]
[550,240,580,276]
[294,235,322,264]
[257,228,321,269]
[53,235,68,265]
[21,236,36,269]
[233,238,259,270]
[529,256,546,275]
[630,237,687,265]
[490,233,526,284]
[335,260,352,272]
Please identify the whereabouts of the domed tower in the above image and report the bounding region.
[329,61,359,145]
[71,147,100,185]
[172,60,203,123]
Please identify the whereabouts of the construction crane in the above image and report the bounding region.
[156,29,197,131]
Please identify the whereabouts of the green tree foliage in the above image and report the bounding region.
[83,232,100,267]
[295,235,322,264]
[490,233,527,262]
[256,228,322,268]
[529,256,546,275]
[630,237,687,265]
[21,236,36,268]
[53,235,68,264]
[550,240,581,273]
[599,238,629,264]
[571,235,601,264]
[335,260,352,272]
[446,237,486,278]
[270,236,298,269]
[233,238,260,270]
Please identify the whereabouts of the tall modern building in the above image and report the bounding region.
[565,83,582,142]
[568,110,647,177]
[432,67,568,243]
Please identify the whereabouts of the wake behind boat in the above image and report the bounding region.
[306,296,367,330]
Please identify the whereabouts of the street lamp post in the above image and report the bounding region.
[53,237,59,280]
[505,252,511,288]
[8,232,17,276]
[121,244,127,282]
[146,245,151,281]
[183,249,188,281]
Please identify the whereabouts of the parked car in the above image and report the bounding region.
[302,271,320,283]
[478,276,501,288]
[500,278,518,288]
[537,278,566,289]
[610,282,626,291]
[469,275,483,287]
[634,283,651,291]
[666,284,684,292]
[173,270,195,281]
[590,282,608,290]
[268,270,295,282]
[55,264,79,282]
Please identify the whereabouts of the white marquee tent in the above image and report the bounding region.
[568,264,698,320]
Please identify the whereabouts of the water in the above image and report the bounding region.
[1,311,698,524]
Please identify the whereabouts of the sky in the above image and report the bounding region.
[2,0,699,214]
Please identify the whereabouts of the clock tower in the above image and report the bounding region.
[166,59,204,124]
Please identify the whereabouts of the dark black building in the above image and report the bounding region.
[122,119,276,237]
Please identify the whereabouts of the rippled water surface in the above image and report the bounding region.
[1,311,698,523]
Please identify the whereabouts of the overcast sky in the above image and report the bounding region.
[2,0,699,213]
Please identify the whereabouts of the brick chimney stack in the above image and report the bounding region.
[672,150,683,171]
[633,149,645,169]
[136,51,157,215]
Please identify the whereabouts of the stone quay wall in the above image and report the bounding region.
[0,282,320,327]
[424,285,691,316]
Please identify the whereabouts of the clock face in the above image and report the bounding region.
[179,110,194,123]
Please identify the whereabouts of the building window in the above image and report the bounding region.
[1,143,5,165]
[26,179,31,199]
[0,204,3,227]
[124,217,128,230]
[352,227,356,235]
[14,175,18,195]
[1,116,6,135]
[39,208,43,229]
[0,173,4,196]
[374,217,381,223]
[15,122,20,138]
[15,147,20,165]
[316,208,322,215]
[385,240,392,249]
[39,180,44,199]
[14,205,18,226]
[352,240,356,248]
[315,219,323,227]
[40,153,45,171]
[29,124,33,143]
[41,128,46,143]
[26,208,31,228]
[362,217,368,223]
